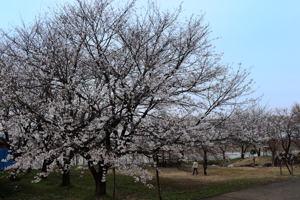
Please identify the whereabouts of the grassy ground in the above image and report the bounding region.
[230,156,270,166]
[0,161,299,200]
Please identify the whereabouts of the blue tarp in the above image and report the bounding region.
[0,148,14,171]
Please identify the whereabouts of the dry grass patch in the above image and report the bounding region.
[233,156,272,166]
[159,165,300,184]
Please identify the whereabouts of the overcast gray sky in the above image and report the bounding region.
[1,0,299,108]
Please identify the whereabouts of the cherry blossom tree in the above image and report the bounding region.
[229,106,265,159]
[261,112,280,166]
[0,0,252,196]
[272,108,299,175]
[133,111,188,200]
[291,104,300,148]
[212,119,234,164]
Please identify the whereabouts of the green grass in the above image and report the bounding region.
[0,169,156,200]
[0,167,294,200]
[158,177,285,200]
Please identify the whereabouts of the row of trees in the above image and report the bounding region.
[2,0,297,198]
[149,104,300,175]
[189,104,300,175]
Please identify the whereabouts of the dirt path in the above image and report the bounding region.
[202,178,300,200]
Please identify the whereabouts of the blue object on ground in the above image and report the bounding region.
[0,148,14,171]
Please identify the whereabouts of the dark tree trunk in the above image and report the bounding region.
[88,162,107,197]
[26,167,32,174]
[95,179,106,196]
[55,153,73,187]
[41,159,52,179]
[271,150,276,166]
[154,154,162,200]
[241,146,246,159]
[222,150,226,167]
[155,164,162,200]
[41,160,48,173]
[285,162,292,175]
[257,148,261,157]
[280,161,283,175]
[112,167,116,200]
[241,153,245,159]
[4,131,10,148]
[281,134,293,175]
[61,170,71,187]
[75,155,78,165]
[203,150,208,176]
[162,151,166,167]
[222,150,226,161]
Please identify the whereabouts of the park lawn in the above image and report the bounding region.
[232,156,273,166]
[0,165,299,200]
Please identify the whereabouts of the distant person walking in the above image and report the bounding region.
[192,160,199,175]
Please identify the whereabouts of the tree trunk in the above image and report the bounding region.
[95,179,106,196]
[154,154,162,200]
[222,150,226,161]
[155,164,162,200]
[61,170,71,187]
[241,146,245,159]
[285,162,292,175]
[75,155,78,166]
[60,155,72,187]
[88,162,107,197]
[257,148,261,157]
[26,167,32,174]
[41,160,48,173]
[271,150,276,166]
[241,153,245,159]
[113,167,116,200]
[41,159,52,179]
[203,150,208,176]
[162,151,166,167]
[220,148,226,166]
